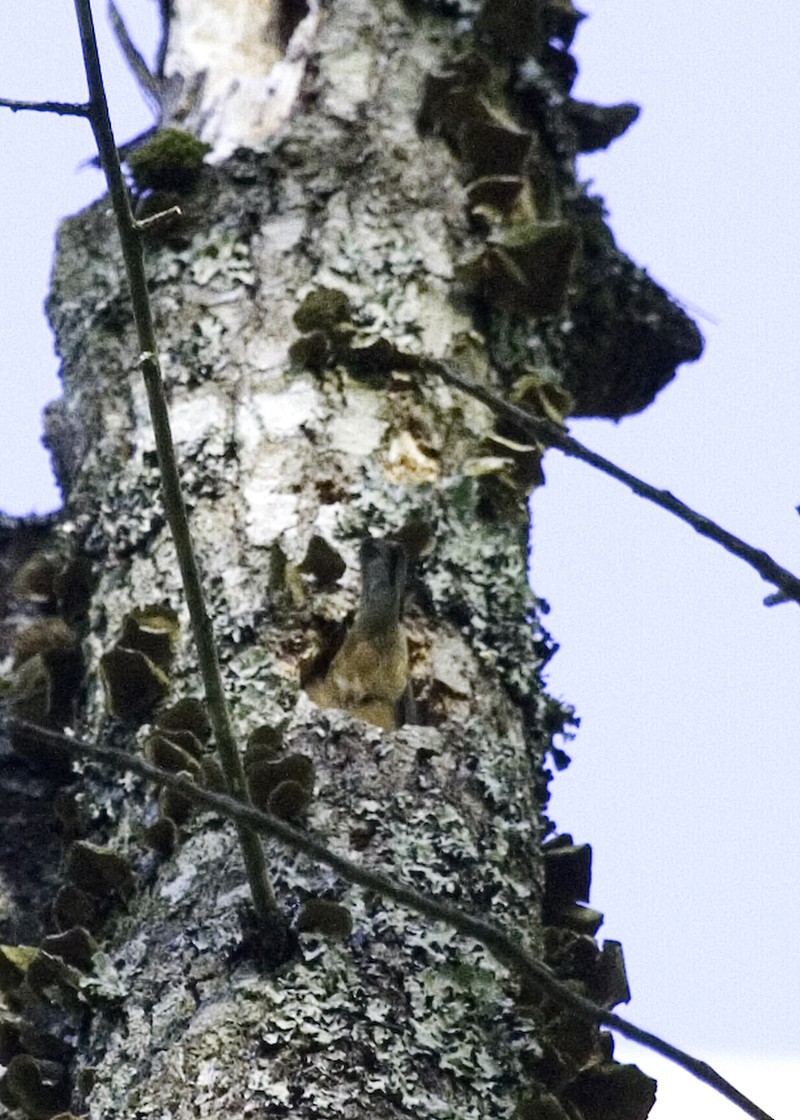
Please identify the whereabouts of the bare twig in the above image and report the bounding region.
[133,205,183,231]
[0,97,90,117]
[72,0,279,935]
[107,0,163,112]
[5,719,776,1120]
[154,0,171,77]
[423,359,800,608]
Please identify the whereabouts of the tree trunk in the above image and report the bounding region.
[0,1,701,1118]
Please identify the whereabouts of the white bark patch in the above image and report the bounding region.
[159,856,198,903]
[168,0,321,160]
[243,445,304,544]
[407,211,456,281]
[168,389,229,447]
[327,384,387,457]
[244,334,289,375]
[236,381,320,452]
[253,382,321,439]
[259,214,307,254]
[312,502,343,546]
[244,485,301,544]
[430,634,474,699]
[322,47,375,120]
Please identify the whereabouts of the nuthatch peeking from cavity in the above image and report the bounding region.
[309,538,411,731]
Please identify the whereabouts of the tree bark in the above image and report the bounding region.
[0,2,701,1118]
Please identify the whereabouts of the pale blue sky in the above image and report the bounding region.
[1,3,797,1117]
[533,4,800,1115]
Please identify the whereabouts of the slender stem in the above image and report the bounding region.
[134,205,183,231]
[424,359,800,607]
[7,720,776,1120]
[107,0,163,111]
[72,0,278,931]
[0,97,90,116]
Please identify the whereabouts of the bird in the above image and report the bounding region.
[309,538,411,731]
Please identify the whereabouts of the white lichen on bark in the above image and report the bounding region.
[38,1,591,1118]
[166,0,322,159]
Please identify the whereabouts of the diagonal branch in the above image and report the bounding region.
[0,97,90,117]
[107,0,163,112]
[5,718,777,1120]
[423,359,800,607]
[154,0,172,78]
